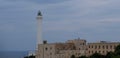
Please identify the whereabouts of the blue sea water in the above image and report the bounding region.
[0,51,28,58]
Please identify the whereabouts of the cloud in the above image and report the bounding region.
[41,0,120,31]
[0,0,120,50]
[1,0,120,35]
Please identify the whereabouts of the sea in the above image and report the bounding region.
[0,51,28,58]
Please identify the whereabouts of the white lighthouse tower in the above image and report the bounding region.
[36,11,43,44]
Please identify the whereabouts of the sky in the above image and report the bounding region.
[0,0,120,51]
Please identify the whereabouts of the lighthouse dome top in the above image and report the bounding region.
[37,11,42,16]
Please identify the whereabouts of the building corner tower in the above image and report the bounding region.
[37,11,43,44]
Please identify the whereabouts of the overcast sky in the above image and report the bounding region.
[0,0,120,51]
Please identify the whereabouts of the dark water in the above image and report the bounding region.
[0,51,28,58]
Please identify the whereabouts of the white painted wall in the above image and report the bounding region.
[37,16,43,44]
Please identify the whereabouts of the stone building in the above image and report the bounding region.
[86,41,120,56]
[36,39,120,58]
[36,38,86,58]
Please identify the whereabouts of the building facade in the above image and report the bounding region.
[36,39,86,58]
[86,41,120,56]
[36,39,120,58]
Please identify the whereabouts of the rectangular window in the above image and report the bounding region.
[92,51,93,53]
[103,46,104,49]
[110,45,112,49]
[99,45,100,49]
[103,51,104,53]
[95,45,97,49]
[89,45,90,48]
[92,45,93,48]
[89,51,90,54]
[83,43,84,45]
[99,51,101,53]
[106,46,108,49]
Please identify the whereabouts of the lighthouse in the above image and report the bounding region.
[36,11,43,44]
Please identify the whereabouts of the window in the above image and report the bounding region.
[106,45,108,49]
[92,51,93,53]
[103,46,104,49]
[89,46,90,48]
[103,51,104,53]
[89,51,90,54]
[50,53,52,55]
[92,45,93,48]
[50,47,52,50]
[99,51,101,53]
[83,43,85,45]
[99,45,100,49]
[110,45,112,49]
[95,45,97,49]
[45,47,48,51]
[95,51,97,53]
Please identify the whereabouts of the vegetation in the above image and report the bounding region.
[89,53,105,58]
[115,44,120,55]
[106,51,115,58]
[24,55,35,58]
[79,55,88,58]
[71,55,76,58]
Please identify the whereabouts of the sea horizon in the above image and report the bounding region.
[0,51,28,58]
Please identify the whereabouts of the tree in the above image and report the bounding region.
[79,55,87,58]
[29,55,35,58]
[90,53,104,58]
[24,56,29,58]
[115,44,120,55]
[71,55,75,58]
[24,55,35,58]
[113,55,120,58]
[106,51,115,58]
